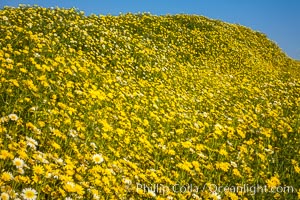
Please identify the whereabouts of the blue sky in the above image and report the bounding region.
[1,0,299,60]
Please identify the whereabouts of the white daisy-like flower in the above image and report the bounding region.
[93,194,100,200]
[33,127,41,135]
[6,134,12,140]
[226,140,233,146]
[90,142,97,149]
[66,182,75,189]
[230,161,238,168]
[69,129,78,137]
[75,90,83,95]
[13,157,25,168]
[28,107,38,112]
[8,114,18,121]
[21,188,37,200]
[55,158,64,165]
[214,123,223,129]
[65,197,72,200]
[264,148,274,154]
[5,58,13,63]
[123,178,132,185]
[26,137,38,149]
[0,192,9,200]
[0,116,9,123]
[17,168,25,174]
[192,193,200,199]
[211,191,221,200]
[202,112,208,118]
[92,154,104,164]
[148,190,156,197]
[198,152,208,159]
[46,173,52,178]
[33,53,40,58]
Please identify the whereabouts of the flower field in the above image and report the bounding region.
[1,5,300,200]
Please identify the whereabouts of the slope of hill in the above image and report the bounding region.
[0,6,300,199]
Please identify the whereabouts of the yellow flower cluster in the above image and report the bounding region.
[0,5,300,199]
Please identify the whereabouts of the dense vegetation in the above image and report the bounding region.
[0,5,300,200]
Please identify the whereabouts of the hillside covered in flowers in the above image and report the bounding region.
[0,5,300,200]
